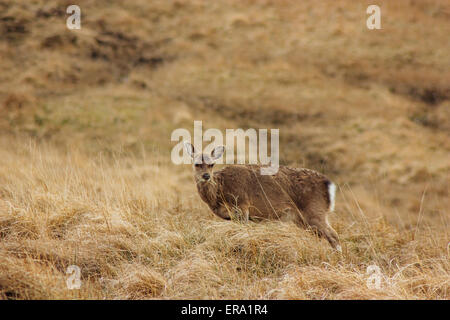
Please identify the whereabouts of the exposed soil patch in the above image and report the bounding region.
[0,16,29,40]
[188,96,322,126]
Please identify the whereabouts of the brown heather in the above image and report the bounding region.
[0,0,449,299]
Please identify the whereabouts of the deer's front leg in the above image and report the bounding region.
[231,205,250,223]
[213,205,249,223]
[212,206,232,220]
[240,206,250,223]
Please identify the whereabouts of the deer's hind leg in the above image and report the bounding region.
[303,208,341,251]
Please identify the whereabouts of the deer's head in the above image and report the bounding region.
[184,142,225,183]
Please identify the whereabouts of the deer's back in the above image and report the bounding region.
[214,165,331,219]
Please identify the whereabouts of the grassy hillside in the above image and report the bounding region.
[0,0,449,299]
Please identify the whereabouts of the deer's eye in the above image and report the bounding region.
[194,163,201,168]
[208,164,214,168]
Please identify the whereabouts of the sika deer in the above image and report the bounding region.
[184,142,341,251]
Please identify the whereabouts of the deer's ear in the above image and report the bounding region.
[184,141,195,158]
[211,145,225,160]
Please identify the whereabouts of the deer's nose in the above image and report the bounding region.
[202,173,210,180]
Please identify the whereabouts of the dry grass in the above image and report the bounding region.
[0,0,449,299]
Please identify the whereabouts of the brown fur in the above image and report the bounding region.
[186,143,341,250]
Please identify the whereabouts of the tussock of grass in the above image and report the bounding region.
[0,138,448,299]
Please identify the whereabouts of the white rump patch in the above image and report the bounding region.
[328,182,336,212]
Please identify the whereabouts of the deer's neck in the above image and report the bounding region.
[196,177,220,209]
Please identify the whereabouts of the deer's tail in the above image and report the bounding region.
[326,180,336,212]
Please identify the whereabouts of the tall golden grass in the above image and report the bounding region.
[0,137,448,299]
